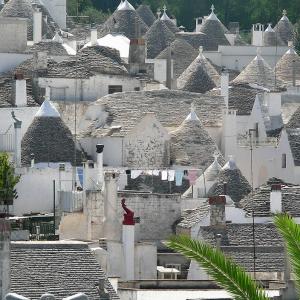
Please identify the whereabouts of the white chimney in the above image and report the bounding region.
[270,184,282,213]
[83,160,97,190]
[104,172,121,242]
[45,86,51,100]
[252,23,264,46]
[11,112,22,167]
[122,198,135,280]
[96,144,104,188]
[221,70,229,108]
[13,72,27,107]
[90,27,98,46]
[33,5,42,43]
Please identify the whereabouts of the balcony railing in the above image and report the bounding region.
[58,191,85,213]
[238,135,278,147]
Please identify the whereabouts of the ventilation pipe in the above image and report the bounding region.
[33,4,42,43]
[270,184,282,213]
[221,70,229,108]
[96,144,104,188]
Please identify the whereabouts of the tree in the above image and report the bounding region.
[0,153,20,212]
[167,214,300,300]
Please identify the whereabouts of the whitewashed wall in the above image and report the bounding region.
[0,53,31,73]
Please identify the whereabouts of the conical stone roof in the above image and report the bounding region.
[275,48,300,85]
[274,10,295,45]
[156,38,198,78]
[287,106,300,129]
[232,52,279,89]
[136,4,156,27]
[144,19,175,59]
[208,157,251,203]
[199,6,230,46]
[21,100,82,166]
[160,8,179,34]
[170,107,222,168]
[263,24,285,46]
[0,0,33,40]
[99,7,148,40]
[177,48,220,93]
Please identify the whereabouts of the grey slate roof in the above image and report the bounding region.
[208,166,251,203]
[84,90,225,138]
[26,41,69,56]
[175,32,219,51]
[275,48,300,85]
[287,105,300,129]
[240,179,300,216]
[177,52,220,93]
[162,19,179,33]
[286,128,300,166]
[0,0,33,39]
[21,116,83,166]
[156,38,198,78]
[144,19,175,59]
[99,9,148,40]
[10,242,119,300]
[136,4,156,27]
[263,26,286,46]
[42,45,128,79]
[274,12,295,45]
[232,54,282,90]
[207,84,262,116]
[170,115,222,168]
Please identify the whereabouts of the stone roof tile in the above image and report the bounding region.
[136,4,156,27]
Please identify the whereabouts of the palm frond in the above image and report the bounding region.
[167,235,269,300]
[274,214,300,293]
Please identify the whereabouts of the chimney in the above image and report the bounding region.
[11,112,22,167]
[195,17,203,32]
[83,160,97,191]
[128,17,146,75]
[96,144,104,188]
[33,4,42,43]
[209,196,226,227]
[270,184,282,213]
[0,219,10,299]
[122,198,135,280]
[104,171,121,242]
[216,233,222,249]
[30,153,35,168]
[252,23,264,46]
[221,70,229,108]
[12,72,27,107]
[90,26,98,46]
[33,52,48,71]
[166,44,172,89]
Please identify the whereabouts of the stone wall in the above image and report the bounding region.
[117,192,181,240]
[0,219,10,299]
[209,196,226,226]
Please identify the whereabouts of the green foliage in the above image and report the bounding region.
[295,20,300,54]
[0,153,20,206]
[167,235,269,300]
[274,214,300,294]
[81,7,110,24]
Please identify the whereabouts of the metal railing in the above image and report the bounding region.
[0,134,14,152]
[59,191,85,213]
[238,135,278,147]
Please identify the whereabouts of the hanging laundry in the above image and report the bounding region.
[153,170,160,176]
[175,170,184,186]
[168,170,175,181]
[131,170,142,179]
[188,170,198,185]
[161,170,168,181]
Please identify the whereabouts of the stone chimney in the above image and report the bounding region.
[270,184,282,213]
[221,70,229,108]
[83,160,97,191]
[33,4,42,43]
[104,171,121,242]
[33,52,48,71]
[12,72,27,107]
[166,44,172,89]
[0,220,10,299]
[90,26,98,46]
[96,144,104,188]
[252,23,264,46]
[209,196,226,227]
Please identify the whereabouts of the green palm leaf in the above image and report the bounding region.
[167,235,269,300]
[274,214,300,293]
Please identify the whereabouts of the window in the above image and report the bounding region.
[255,123,259,138]
[108,85,122,94]
[134,87,140,91]
[282,154,287,169]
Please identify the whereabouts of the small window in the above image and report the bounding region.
[134,87,140,91]
[108,85,122,94]
[255,123,259,138]
[282,154,287,169]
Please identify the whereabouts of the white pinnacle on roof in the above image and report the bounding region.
[185,103,200,121]
[117,0,124,10]
[160,5,171,21]
[52,32,63,44]
[265,23,274,32]
[280,9,288,21]
[254,46,263,60]
[206,4,219,21]
[118,0,135,11]
[222,155,237,170]
[35,100,60,118]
